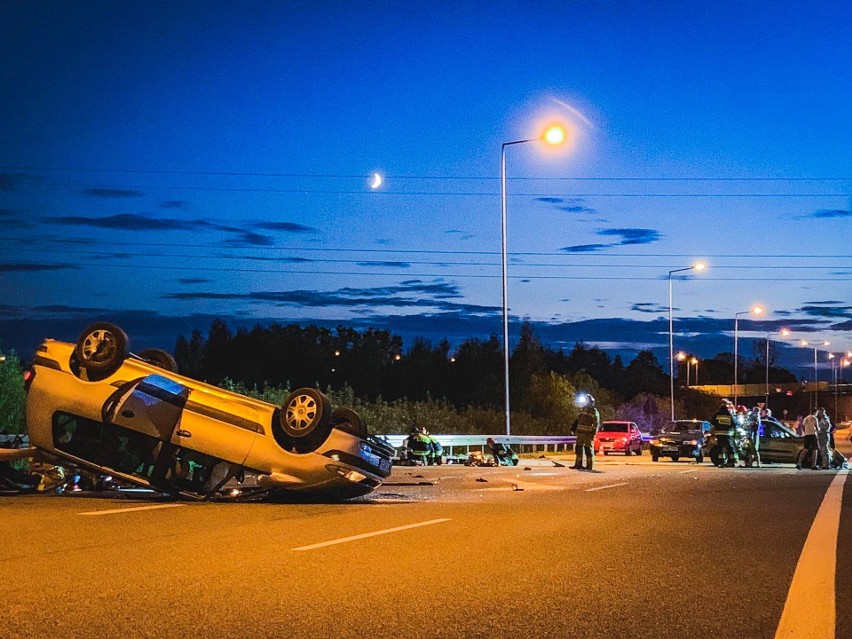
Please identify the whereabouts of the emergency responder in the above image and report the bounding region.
[744,405,761,468]
[570,394,601,471]
[710,400,738,467]
[815,407,832,470]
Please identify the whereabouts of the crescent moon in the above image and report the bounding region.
[369,173,383,189]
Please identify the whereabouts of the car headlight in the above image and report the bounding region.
[687,440,698,446]
[650,439,660,446]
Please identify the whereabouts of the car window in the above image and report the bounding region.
[602,424,629,432]
[53,411,103,462]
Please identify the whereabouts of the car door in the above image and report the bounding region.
[173,387,260,466]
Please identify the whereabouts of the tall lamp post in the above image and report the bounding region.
[668,262,705,421]
[799,339,829,409]
[501,125,566,436]
[733,305,763,405]
[690,357,699,386]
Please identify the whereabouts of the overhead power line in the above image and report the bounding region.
[2,236,850,260]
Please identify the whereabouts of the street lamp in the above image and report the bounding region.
[690,357,699,386]
[800,339,829,408]
[733,305,763,405]
[668,262,705,421]
[501,125,566,436]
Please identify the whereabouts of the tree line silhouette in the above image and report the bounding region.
[174,319,798,417]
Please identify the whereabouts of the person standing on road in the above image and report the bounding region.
[570,394,601,471]
[796,409,820,470]
[815,407,832,470]
[744,406,762,468]
[710,400,738,467]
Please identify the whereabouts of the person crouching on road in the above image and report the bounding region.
[796,409,820,470]
[710,400,738,467]
[571,394,601,471]
[744,406,762,468]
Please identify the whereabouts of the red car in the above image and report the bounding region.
[594,421,643,456]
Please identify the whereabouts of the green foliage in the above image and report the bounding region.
[0,351,27,434]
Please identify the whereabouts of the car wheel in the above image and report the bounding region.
[625,447,632,456]
[636,445,643,456]
[75,322,129,378]
[671,455,680,462]
[603,451,609,456]
[651,454,659,462]
[280,388,332,439]
[330,407,367,437]
[696,452,704,464]
[138,348,179,373]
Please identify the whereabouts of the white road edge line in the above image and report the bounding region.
[292,518,452,551]
[678,469,698,474]
[79,503,184,516]
[585,482,629,492]
[774,470,848,639]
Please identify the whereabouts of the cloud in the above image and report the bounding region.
[797,304,852,319]
[560,243,611,253]
[598,228,661,245]
[0,262,77,272]
[161,280,482,312]
[222,230,274,246]
[252,221,319,233]
[356,261,412,268]
[535,196,596,214]
[54,213,196,231]
[84,188,144,198]
[160,200,189,209]
[0,173,41,191]
[811,209,850,219]
[631,302,670,314]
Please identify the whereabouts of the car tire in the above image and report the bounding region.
[280,388,332,440]
[636,445,643,456]
[75,322,129,378]
[696,452,704,464]
[330,407,367,437]
[671,455,680,462]
[603,451,609,456]
[138,348,179,373]
[651,454,659,462]
[625,447,632,456]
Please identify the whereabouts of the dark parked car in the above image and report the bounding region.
[650,419,712,463]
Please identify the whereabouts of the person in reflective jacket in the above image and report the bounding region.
[744,406,762,468]
[571,394,601,471]
[710,400,738,467]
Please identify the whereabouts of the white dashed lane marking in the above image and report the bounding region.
[78,503,184,516]
[584,482,629,492]
[292,518,452,551]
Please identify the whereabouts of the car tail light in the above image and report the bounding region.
[23,369,35,392]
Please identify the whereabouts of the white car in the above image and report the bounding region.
[20,322,394,500]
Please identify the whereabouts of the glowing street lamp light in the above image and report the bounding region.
[668,262,705,421]
[690,357,699,386]
[733,305,763,405]
[500,124,566,437]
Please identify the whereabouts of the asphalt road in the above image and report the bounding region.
[1,441,850,639]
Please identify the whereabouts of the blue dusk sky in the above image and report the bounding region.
[1,1,850,377]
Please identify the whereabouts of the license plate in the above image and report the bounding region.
[662,446,678,452]
[378,458,391,474]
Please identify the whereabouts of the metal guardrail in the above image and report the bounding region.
[380,432,655,457]
[381,434,577,456]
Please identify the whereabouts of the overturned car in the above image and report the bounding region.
[19,322,394,500]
